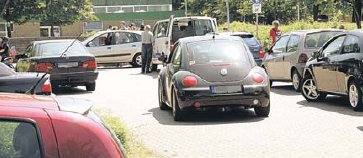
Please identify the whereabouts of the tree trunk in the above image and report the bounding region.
[50,25,54,37]
[6,22,11,38]
[313,5,319,21]
[353,0,362,29]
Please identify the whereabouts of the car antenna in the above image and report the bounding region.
[25,73,48,95]
[60,32,83,57]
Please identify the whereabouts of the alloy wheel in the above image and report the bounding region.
[135,55,142,66]
[292,73,300,91]
[302,78,319,100]
[349,84,359,108]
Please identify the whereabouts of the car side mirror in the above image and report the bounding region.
[311,51,320,59]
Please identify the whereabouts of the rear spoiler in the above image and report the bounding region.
[55,96,93,115]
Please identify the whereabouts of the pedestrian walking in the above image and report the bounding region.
[269,20,282,44]
[141,25,154,74]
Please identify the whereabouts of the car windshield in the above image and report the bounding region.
[172,19,214,42]
[0,63,16,77]
[187,40,249,65]
[38,41,89,57]
[305,31,342,49]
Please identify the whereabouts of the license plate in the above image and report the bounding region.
[57,62,78,68]
[210,85,242,94]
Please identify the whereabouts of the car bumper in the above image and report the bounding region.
[50,71,98,86]
[176,85,270,110]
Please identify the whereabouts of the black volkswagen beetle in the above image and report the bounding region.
[301,30,363,111]
[158,35,270,121]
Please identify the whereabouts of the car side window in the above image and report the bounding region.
[25,44,34,57]
[272,36,289,53]
[171,45,181,65]
[287,35,300,53]
[89,33,108,47]
[342,35,360,54]
[0,121,42,158]
[322,36,346,58]
[156,21,168,38]
[133,33,141,42]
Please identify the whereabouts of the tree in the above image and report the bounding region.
[0,0,42,37]
[41,0,97,36]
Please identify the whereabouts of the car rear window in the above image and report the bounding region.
[0,63,16,77]
[187,40,249,65]
[242,37,259,47]
[38,41,89,57]
[172,19,214,42]
[305,31,341,49]
[0,120,41,158]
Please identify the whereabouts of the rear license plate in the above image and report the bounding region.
[210,85,242,94]
[57,62,78,68]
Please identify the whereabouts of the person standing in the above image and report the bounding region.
[141,25,154,74]
[120,21,128,30]
[0,37,9,62]
[269,20,282,44]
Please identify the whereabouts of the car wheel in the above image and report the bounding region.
[151,64,158,72]
[158,81,168,110]
[131,53,142,67]
[86,83,96,91]
[301,76,326,102]
[348,81,363,111]
[292,70,301,92]
[172,89,184,121]
[254,103,270,117]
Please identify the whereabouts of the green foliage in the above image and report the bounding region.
[0,122,20,158]
[0,0,41,24]
[40,0,98,26]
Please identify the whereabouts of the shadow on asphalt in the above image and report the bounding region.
[130,71,159,79]
[297,96,363,117]
[53,87,91,96]
[97,65,135,70]
[270,85,300,96]
[148,107,266,125]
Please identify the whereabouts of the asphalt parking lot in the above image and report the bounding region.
[54,67,363,158]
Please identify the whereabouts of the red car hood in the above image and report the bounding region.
[0,93,59,110]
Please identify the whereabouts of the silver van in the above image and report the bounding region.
[83,30,143,67]
[262,29,343,91]
[151,16,218,71]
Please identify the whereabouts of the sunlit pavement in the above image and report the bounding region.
[54,66,363,158]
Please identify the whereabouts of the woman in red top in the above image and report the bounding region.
[270,20,282,44]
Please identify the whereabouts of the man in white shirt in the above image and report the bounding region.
[141,25,154,73]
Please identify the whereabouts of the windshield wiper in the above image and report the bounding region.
[25,73,48,95]
[60,32,83,57]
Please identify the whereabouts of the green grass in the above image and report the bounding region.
[97,110,161,158]
[221,21,357,46]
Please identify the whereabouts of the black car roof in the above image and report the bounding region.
[178,35,243,44]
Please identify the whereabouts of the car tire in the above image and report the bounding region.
[172,89,184,121]
[348,81,363,111]
[158,81,168,110]
[86,83,96,91]
[151,64,158,72]
[292,69,301,92]
[301,76,327,102]
[131,53,142,67]
[254,103,270,117]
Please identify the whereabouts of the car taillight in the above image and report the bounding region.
[42,79,52,95]
[83,60,97,68]
[182,76,198,87]
[252,73,265,83]
[259,46,265,58]
[298,53,308,63]
[170,40,174,50]
[37,63,54,72]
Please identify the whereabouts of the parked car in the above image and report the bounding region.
[262,29,343,91]
[83,30,143,67]
[218,32,264,65]
[0,93,127,158]
[0,62,51,95]
[152,16,218,71]
[158,35,270,121]
[16,40,98,91]
[301,30,363,111]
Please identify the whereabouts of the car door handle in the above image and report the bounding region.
[107,47,112,50]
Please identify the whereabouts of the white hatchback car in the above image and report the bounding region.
[83,30,143,67]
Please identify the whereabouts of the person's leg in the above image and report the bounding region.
[141,45,146,73]
[145,45,153,73]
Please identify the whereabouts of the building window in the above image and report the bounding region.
[92,5,172,13]
[83,22,103,32]
[0,23,14,33]
[40,26,61,37]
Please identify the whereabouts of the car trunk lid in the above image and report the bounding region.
[189,63,251,82]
